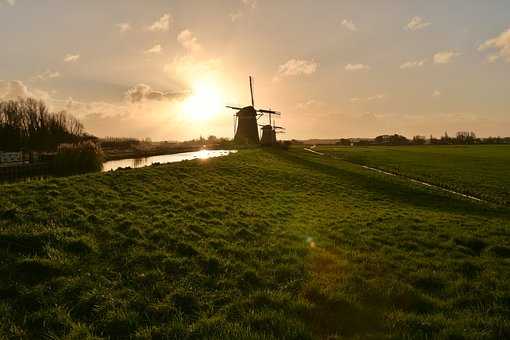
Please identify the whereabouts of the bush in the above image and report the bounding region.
[53,142,104,175]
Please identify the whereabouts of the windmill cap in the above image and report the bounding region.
[236,106,258,117]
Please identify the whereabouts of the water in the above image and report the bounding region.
[102,149,237,172]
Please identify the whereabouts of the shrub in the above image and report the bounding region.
[53,142,104,175]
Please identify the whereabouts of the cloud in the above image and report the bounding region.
[433,90,441,97]
[117,23,131,33]
[242,0,257,9]
[0,80,32,100]
[31,70,61,81]
[341,19,357,32]
[144,44,163,54]
[277,59,318,78]
[230,0,256,22]
[1,0,15,6]
[478,28,510,63]
[177,30,202,53]
[345,63,370,71]
[296,99,325,110]
[405,16,431,31]
[349,94,384,103]
[400,59,426,69]
[486,55,500,64]
[230,10,243,22]
[64,54,80,63]
[433,51,461,64]
[148,13,172,32]
[125,84,187,103]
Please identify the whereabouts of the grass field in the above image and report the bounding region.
[1,148,509,339]
[314,145,510,206]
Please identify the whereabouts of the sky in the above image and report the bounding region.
[1,0,509,140]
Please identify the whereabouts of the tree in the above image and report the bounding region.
[412,135,426,145]
[0,98,87,151]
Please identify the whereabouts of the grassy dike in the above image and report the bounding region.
[1,148,509,339]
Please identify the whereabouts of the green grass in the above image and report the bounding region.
[314,145,510,206]
[1,148,509,339]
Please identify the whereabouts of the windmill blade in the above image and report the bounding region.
[257,109,281,115]
[249,76,255,107]
[226,105,243,111]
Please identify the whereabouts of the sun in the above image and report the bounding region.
[181,79,224,121]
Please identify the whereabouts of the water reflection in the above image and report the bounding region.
[102,150,237,172]
[133,158,147,168]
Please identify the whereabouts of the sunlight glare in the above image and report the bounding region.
[181,79,223,121]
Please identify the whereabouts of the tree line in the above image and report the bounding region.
[0,98,90,152]
[337,132,510,146]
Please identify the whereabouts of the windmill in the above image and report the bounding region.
[226,76,282,145]
[260,110,285,146]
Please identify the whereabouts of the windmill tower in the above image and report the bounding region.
[260,111,285,146]
[226,76,281,145]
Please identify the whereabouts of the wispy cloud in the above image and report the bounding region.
[345,63,370,71]
[405,16,431,31]
[276,59,318,80]
[117,23,131,33]
[230,0,257,22]
[230,11,243,22]
[296,99,325,110]
[400,59,426,69]
[341,19,357,32]
[178,30,202,53]
[125,84,187,103]
[350,94,384,103]
[1,0,16,6]
[485,55,500,64]
[64,54,80,63]
[144,44,162,54]
[31,70,61,81]
[478,28,510,63]
[433,90,441,97]
[0,80,31,100]
[148,13,172,32]
[242,0,257,9]
[433,51,461,64]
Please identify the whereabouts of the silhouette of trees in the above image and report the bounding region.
[374,134,410,145]
[336,138,351,146]
[456,131,476,144]
[0,98,86,151]
[412,135,426,145]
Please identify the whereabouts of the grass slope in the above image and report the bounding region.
[315,145,510,206]
[1,149,509,339]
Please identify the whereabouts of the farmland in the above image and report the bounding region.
[315,145,510,206]
[1,148,509,339]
